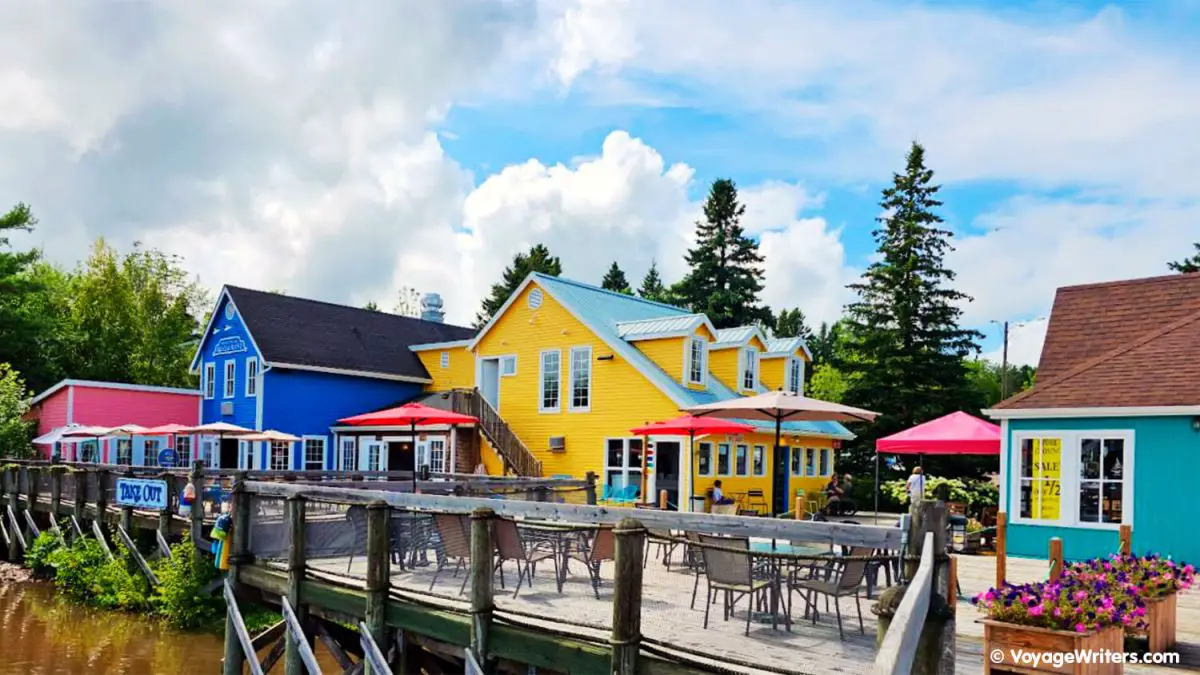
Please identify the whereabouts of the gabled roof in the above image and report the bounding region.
[30,379,201,406]
[471,273,854,440]
[615,314,716,341]
[712,325,769,350]
[763,337,812,360]
[993,272,1200,411]
[194,286,476,382]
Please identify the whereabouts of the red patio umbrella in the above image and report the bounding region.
[630,415,755,511]
[338,402,478,489]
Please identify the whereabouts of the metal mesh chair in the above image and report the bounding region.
[495,519,560,598]
[569,527,615,598]
[429,514,471,593]
[790,546,872,640]
[644,528,678,570]
[698,534,772,636]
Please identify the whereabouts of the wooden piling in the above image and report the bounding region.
[284,494,307,675]
[49,467,62,523]
[26,467,40,529]
[158,471,174,540]
[1048,538,1064,583]
[795,495,805,520]
[95,469,110,534]
[469,507,496,673]
[120,470,135,534]
[658,489,668,510]
[223,473,250,675]
[1119,524,1132,556]
[948,556,958,615]
[72,470,87,532]
[4,469,17,561]
[611,517,646,675]
[995,511,1007,588]
[190,460,206,548]
[365,501,390,675]
[584,472,598,506]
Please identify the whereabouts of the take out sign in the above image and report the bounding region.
[115,478,169,511]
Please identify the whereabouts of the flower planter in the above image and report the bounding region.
[982,620,1124,674]
[1143,593,1177,653]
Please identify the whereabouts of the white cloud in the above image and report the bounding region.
[981,318,1049,368]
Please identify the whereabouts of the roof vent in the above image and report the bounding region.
[420,293,445,323]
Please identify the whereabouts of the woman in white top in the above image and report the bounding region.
[905,467,925,503]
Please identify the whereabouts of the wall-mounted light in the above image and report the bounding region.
[597,354,615,361]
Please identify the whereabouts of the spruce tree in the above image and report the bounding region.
[774,308,813,342]
[475,244,562,327]
[638,261,668,302]
[678,178,771,328]
[600,261,633,294]
[1168,243,1200,273]
[842,142,983,476]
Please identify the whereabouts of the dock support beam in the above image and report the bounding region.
[611,517,646,675]
[284,494,307,675]
[49,466,63,524]
[95,469,110,537]
[365,500,391,675]
[190,460,206,550]
[584,472,597,506]
[73,470,87,535]
[26,467,40,537]
[158,471,174,540]
[4,468,18,561]
[223,473,250,675]
[120,469,135,534]
[469,507,496,673]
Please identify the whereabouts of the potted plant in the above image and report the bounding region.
[964,518,984,553]
[972,577,1144,674]
[1064,555,1194,653]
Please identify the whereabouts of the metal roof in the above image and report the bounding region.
[616,314,710,340]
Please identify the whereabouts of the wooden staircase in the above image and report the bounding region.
[445,388,543,477]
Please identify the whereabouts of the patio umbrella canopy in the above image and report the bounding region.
[875,411,1000,455]
[631,415,754,511]
[179,422,255,468]
[239,430,302,443]
[338,402,479,488]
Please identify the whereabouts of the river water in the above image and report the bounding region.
[0,581,339,674]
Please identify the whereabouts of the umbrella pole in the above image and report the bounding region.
[874,452,880,525]
[774,417,782,516]
[411,421,418,493]
[687,430,695,513]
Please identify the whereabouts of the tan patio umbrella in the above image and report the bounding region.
[62,425,118,463]
[238,430,301,443]
[179,422,255,468]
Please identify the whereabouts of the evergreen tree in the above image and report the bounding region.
[841,142,983,477]
[363,301,381,312]
[475,244,562,327]
[1168,243,1200,273]
[677,179,771,328]
[809,321,844,367]
[600,261,633,295]
[638,261,668,302]
[774,308,813,342]
[0,203,55,391]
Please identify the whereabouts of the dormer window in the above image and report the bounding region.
[741,348,758,391]
[787,358,804,395]
[687,337,707,386]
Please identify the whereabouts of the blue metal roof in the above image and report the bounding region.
[616,314,709,339]
[532,273,854,440]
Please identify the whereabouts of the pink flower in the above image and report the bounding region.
[1029,604,1044,616]
[1134,607,1146,617]
[1053,607,1062,617]
[1075,623,1087,633]
[1101,597,1114,609]
[1073,590,1088,601]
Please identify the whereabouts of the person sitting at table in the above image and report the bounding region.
[824,474,846,515]
[711,480,734,505]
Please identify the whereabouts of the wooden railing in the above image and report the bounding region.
[871,532,935,675]
[446,388,543,477]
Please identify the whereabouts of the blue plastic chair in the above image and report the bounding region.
[598,484,614,505]
[612,484,640,505]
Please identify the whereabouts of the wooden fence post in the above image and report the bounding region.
[73,470,87,531]
[5,468,17,561]
[95,469,110,534]
[284,494,307,675]
[190,460,206,548]
[158,472,174,540]
[49,467,62,524]
[223,473,251,675]
[365,501,391,675]
[795,495,806,520]
[584,472,597,505]
[469,507,496,673]
[1048,538,1064,583]
[658,489,668,510]
[995,511,1007,589]
[611,517,646,675]
[1119,524,1132,556]
[120,469,134,534]
[26,467,40,530]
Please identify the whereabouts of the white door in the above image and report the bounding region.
[360,441,384,472]
[240,441,254,470]
[479,358,500,410]
[415,439,430,474]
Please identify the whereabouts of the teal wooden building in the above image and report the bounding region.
[986,272,1200,564]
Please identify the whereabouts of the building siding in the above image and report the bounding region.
[415,347,474,391]
[633,337,687,384]
[1004,415,1200,563]
[198,294,262,431]
[33,388,70,437]
[262,369,423,470]
[710,348,743,393]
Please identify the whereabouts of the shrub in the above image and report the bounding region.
[23,530,63,578]
[46,536,111,601]
[152,535,225,631]
[882,476,998,509]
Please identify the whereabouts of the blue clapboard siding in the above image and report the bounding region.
[1005,415,1200,564]
[261,369,424,469]
[198,294,261,431]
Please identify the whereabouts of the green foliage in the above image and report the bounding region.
[24,530,63,578]
[773,308,814,342]
[91,539,154,612]
[46,536,112,601]
[153,535,224,630]
[637,261,669,303]
[964,359,1037,407]
[0,363,34,458]
[1168,243,1200,274]
[362,301,381,311]
[807,363,852,402]
[881,476,999,509]
[475,244,563,327]
[0,204,63,393]
[677,179,771,328]
[600,261,633,294]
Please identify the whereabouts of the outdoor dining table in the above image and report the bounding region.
[746,540,838,631]
[517,521,595,590]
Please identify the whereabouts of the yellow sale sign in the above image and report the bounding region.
[1033,438,1061,520]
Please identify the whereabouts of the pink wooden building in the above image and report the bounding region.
[29,379,201,463]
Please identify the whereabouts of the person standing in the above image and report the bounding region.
[905,466,925,504]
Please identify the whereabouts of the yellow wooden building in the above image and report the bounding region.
[410,273,854,513]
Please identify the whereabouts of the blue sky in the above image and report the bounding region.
[2,0,1198,366]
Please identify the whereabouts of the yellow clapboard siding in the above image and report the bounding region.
[760,356,786,391]
[710,347,744,393]
[416,347,474,391]
[634,336,686,384]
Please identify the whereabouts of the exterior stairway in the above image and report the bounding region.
[442,388,543,477]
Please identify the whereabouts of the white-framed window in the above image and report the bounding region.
[428,438,447,474]
[175,436,192,464]
[440,352,450,369]
[717,443,731,476]
[539,349,561,413]
[201,437,216,467]
[79,440,98,463]
[144,439,161,467]
[787,358,804,395]
[697,442,713,476]
[223,360,236,398]
[819,448,831,476]
[364,442,383,472]
[240,440,254,470]
[735,444,749,476]
[339,437,357,471]
[686,337,706,386]
[204,363,215,399]
[245,357,259,397]
[790,447,804,476]
[753,445,767,476]
[500,355,517,376]
[1011,430,1134,528]
[116,439,133,466]
[805,447,816,476]
[604,438,643,490]
[304,437,326,471]
[741,347,758,391]
[569,346,592,412]
[270,441,291,471]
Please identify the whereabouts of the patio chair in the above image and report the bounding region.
[864,547,896,599]
[597,484,614,505]
[697,534,773,636]
[568,527,616,598]
[790,546,872,640]
[644,528,678,569]
[685,531,706,609]
[745,489,768,513]
[611,484,640,505]
[494,519,561,598]
[428,514,472,594]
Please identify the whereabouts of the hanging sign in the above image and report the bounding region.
[158,447,178,468]
[115,478,169,511]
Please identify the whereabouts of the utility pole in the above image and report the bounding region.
[1000,320,1009,400]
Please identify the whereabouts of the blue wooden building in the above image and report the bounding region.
[987,272,1200,564]
[190,286,475,470]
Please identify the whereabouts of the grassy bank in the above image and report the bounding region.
[22,526,277,634]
